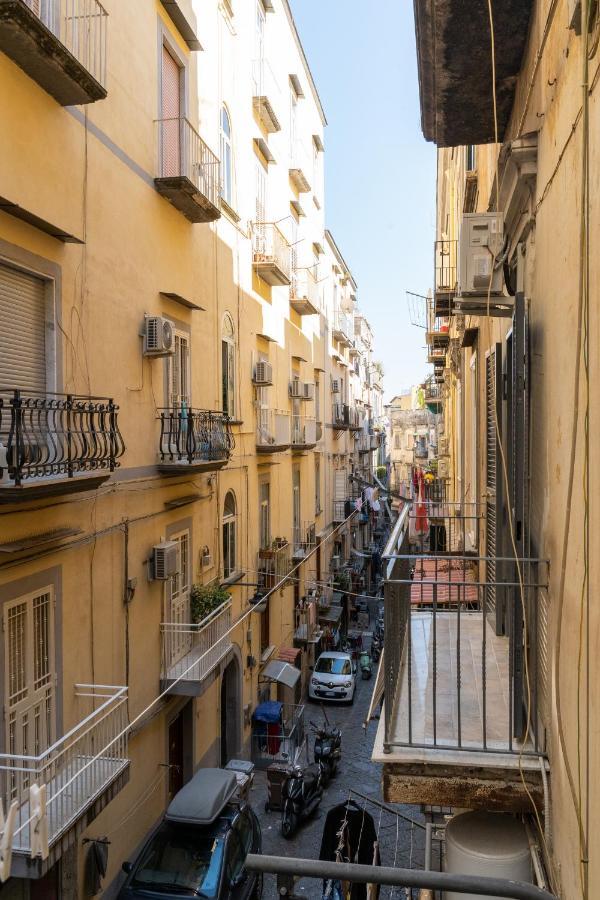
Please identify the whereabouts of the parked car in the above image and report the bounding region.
[308,651,356,703]
[118,768,262,899]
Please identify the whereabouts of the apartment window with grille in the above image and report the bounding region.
[167,329,190,408]
[466,145,476,172]
[165,530,191,665]
[220,106,233,207]
[4,589,55,768]
[315,456,321,515]
[221,313,236,417]
[223,490,237,579]
[259,481,270,550]
[292,466,301,547]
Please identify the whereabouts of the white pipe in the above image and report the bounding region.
[539,756,551,849]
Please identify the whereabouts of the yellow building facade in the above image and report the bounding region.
[0,0,382,895]
[375,1,599,897]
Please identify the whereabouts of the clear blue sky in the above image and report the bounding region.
[289,0,436,402]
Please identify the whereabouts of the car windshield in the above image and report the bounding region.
[315,657,351,675]
[131,822,225,897]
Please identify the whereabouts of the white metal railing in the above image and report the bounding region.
[258,540,292,587]
[161,600,232,684]
[24,0,108,87]
[291,414,316,447]
[252,58,280,102]
[333,310,352,341]
[291,268,319,309]
[256,408,290,448]
[0,684,128,854]
[155,117,220,209]
[252,222,292,281]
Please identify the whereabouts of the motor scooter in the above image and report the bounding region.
[359,650,372,679]
[370,634,382,662]
[280,755,323,838]
[312,712,342,786]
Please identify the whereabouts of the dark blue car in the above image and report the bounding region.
[118,769,262,899]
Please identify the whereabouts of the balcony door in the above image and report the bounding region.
[160,45,182,178]
[4,589,55,800]
[167,330,190,410]
[165,531,191,668]
[292,466,301,548]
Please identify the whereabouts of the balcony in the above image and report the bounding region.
[256,409,290,453]
[332,402,349,431]
[373,504,548,813]
[154,118,220,223]
[291,414,317,451]
[158,408,233,474]
[1,684,128,879]
[332,310,353,346]
[0,0,107,105]
[289,140,311,193]
[423,377,443,411]
[292,521,316,558]
[252,59,281,133]
[258,540,292,591]
[290,268,319,315]
[0,390,124,502]
[434,239,457,315]
[252,222,292,286]
[160,600,232,695]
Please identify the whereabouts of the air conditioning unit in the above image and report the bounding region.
[152,541,180,580]
[289,379,303,398]
[143,316,174,357]
[331,380,340,394]
[303,382,315,400]
[438,437,449,456]
[458,213,505,297]
[254,361,273,385]
[438,458,450,478]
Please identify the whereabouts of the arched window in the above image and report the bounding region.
[223,490,237,578]
[220,105,233,207]
[221,313,236,417]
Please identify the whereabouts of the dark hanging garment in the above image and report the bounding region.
[84,839,109,896]
[320,802,380,900]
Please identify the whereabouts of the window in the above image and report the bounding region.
[220,106,233,207]
[259,481,270,550]
[166,530,191,665]
[168,330,190,409]
[221,314,235,417]
[0,262,54,394]
[466,145,476,172]
[289,88,297,157]
[223,491,237,579]
[4,589,55,772]
[315,456,321,515]
[292,466,301,547]
[394,433,400,450]
[315,376,320,422]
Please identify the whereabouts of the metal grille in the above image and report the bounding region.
[161,46,181,177]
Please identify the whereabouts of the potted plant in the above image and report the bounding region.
[190,582,231,624]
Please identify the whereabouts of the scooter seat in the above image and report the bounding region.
[303,764,321,790]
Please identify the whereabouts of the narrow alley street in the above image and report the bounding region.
[253,636,427,899]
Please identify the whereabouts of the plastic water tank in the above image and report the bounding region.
[444,811,532,900]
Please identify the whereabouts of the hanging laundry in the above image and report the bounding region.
[319,800,380,900]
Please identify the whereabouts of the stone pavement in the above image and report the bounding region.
[249,650,428,899]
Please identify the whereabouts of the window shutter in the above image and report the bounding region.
[511,291,529,739]
[160,46,181,178]
[334,470,347,500]
[485,344,504,635]
[0,264,47,395]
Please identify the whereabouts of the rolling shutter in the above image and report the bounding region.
[485,344,503,635]
[334,470,347,500]
[0,264,47,394]
[160,46,181,178]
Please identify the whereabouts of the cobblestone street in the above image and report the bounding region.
[251,648,427,899]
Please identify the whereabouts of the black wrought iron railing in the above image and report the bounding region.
[382,503,548,757]
[0,390,124,486]
[158,408,233,466]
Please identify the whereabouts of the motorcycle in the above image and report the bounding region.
[312,715,342,786]
[370,634,382,662]
[281,759,323,838]
[359,650,372,680]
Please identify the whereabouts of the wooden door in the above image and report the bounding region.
[168,712,184,799]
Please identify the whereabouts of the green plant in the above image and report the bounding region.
[190,583,230,623]
[376,465,387,480]
[333,570,351,592]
